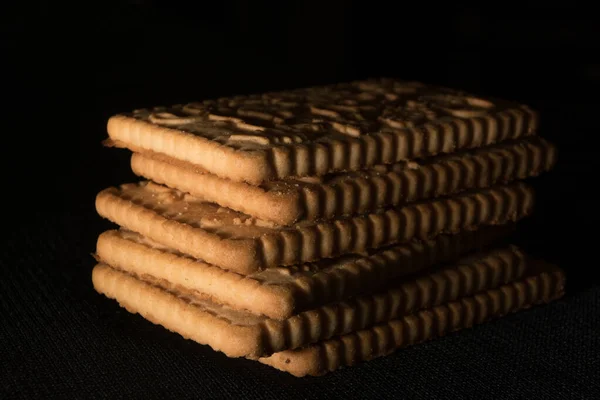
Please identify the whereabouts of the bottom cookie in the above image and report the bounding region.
[92,246,527,359]
[259,263,565,376]
[92,259,564,376]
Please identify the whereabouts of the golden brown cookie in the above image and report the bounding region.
[92,246,531,359]
[106,78,538,184]
[130,137,555,225]
[95,181,534,273]
[95,225,514,319]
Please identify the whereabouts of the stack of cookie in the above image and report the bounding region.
[93,79,564,377]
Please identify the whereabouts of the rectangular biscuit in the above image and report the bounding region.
[106,78,538,184]
[131,137,556,225]
[95,181,534,273]
[259,263,565,377]
[95,225,514,320]
[92,245,529,359]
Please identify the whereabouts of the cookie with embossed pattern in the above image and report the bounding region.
[130,137,555,225]
[106,78,538,184]
[92,245,532,359]
[95,181,534,273]
[95,225,513,319]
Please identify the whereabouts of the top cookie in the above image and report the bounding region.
[107,78,538,184]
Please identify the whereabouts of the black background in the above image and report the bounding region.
[2,2,599,398]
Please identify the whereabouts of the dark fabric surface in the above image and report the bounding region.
[3,3,600,398]
[1,211,599,399]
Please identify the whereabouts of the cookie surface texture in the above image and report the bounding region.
[107,78,538,184]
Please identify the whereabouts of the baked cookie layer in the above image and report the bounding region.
[92,246,530,359]
[107,78,538,184]
[131,137,555,225]
[95,182,534,273]
[95,225,514,319]
[259,263,565,376]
